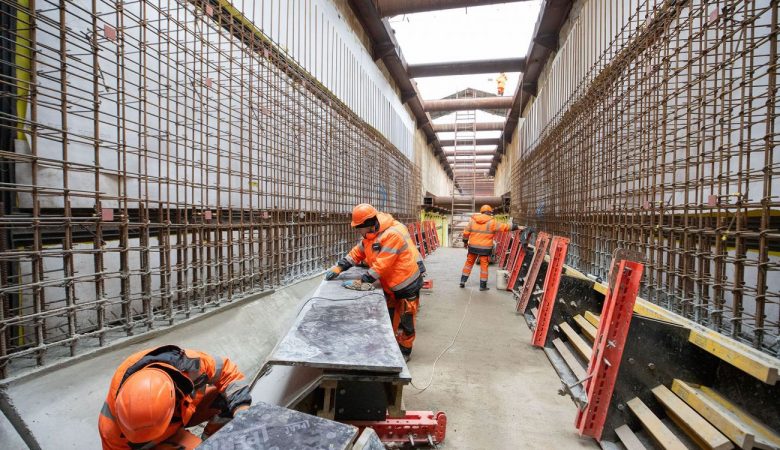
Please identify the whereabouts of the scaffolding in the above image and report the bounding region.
[512,0,779,355]
[0,0,421,378]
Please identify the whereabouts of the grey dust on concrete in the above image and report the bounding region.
[405,247,598,450]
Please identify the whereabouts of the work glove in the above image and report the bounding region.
[324,266,342,280]
[463,239,469,248]
[342,280,375,291]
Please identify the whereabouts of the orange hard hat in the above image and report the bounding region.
[480,204,493,213]
[351,203,378,227]
[115,367,176,443]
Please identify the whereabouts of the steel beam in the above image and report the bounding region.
[408,58,526,78]
[432,122,505,132]
[423,96,514,112]
[376,0,533,17]
[440,138,500,147]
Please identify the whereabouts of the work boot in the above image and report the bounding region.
[400,346,412,362]
[459,275,468,288]
[479,280,490,291]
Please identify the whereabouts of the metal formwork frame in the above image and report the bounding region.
[531,236,570,347]
[515,232,552,313]
[575,259,645,440]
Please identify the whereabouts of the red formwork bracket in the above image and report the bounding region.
[498,231,515,269]
[575,258,645,440]
[494,231,508,267]
[417,223,426,257]
[515,232,552,313]
[430,221,440,249]
[531,236,570,347]
[506,246,527,292]
[347,411,447,446]
[424,221,435,253]
[502,231,521,270]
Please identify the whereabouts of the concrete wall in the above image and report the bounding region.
[0,275,323,450]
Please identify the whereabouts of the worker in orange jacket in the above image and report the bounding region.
[99,345,252,449]
[496,72,508,96]
[325,204,424,360]
[461,204,519,291]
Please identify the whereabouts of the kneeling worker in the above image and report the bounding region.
[325,203,423,361]
[460,204,519,291]
[99,345,251,449]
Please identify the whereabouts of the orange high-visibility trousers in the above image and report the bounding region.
[386,292,418,356]
[462,252,490,281]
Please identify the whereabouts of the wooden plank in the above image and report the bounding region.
[573,314,597,341]
[672,380,780,450]
[584,310,601,328]
[552,338,587,380]
[626,397,688,450]
[615,424,648,450]
[559,322,592,360]
[651,384,732,450]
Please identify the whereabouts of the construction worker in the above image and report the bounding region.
[460,204,519,291]
[496,72,508,96]
[325,203,424,360]
[99,345,252,449]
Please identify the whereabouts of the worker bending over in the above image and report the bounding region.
[99,345,251,449]
[325,203,424,361]
[460,205,519,291]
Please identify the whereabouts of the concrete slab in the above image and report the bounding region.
[199,401,358,450]
[405,248,598,450]
[0,276,322,450]
[269,273,403,373]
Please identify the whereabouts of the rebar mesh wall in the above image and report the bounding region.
[511,0,779,355]
[0,0,420,377]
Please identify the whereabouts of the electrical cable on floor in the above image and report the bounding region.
[409,286,474,394]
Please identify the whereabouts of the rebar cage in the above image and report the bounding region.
[0,0,421,377]
[512,0,779,355]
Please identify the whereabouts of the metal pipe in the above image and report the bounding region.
[408,58,525,78]
[376,0,532,17]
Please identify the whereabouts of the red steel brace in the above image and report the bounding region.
[425,221,435,253]
[505,245,528,292]
[430,222,440,249]
[416,222,427,259]
[575,259,644,440]
[347,411,447,445]
[496,231,511,269]
[515,232,552,313]
[502,230,521,270]
[531,236,570,347]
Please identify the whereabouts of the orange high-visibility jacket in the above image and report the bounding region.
[346,212,422,296]
[463,213,511,256]
[99,345,251,450]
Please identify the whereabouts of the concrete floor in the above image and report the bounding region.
[405,247,598,450]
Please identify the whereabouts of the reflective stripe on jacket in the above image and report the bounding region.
[98,345,250,449]
[346,212,422,294]
[463,213,510,256]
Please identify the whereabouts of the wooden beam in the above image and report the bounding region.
[615,425,648,450]
[651,384,732,450]
[552,338,587,380]
[584,311,601,328]
[626,397,687,450]
[672,380,780,450]
[573,315,597,342]
[559,322,592,360]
